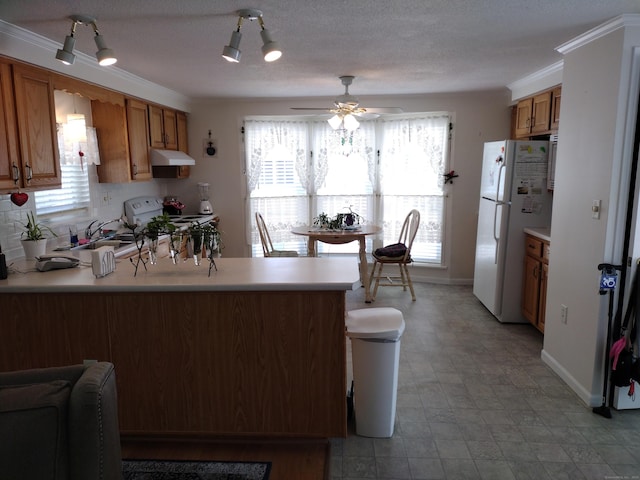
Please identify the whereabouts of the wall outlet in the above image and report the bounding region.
[560,304,568,324]
[100,191,112,206]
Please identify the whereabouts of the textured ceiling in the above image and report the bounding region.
[1,0,640,100]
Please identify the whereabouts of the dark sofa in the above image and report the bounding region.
[0,361,122,480]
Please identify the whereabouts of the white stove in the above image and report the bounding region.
[124,196,214,230]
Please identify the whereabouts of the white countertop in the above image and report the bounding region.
[524,227,551,242]
[2,256,361,293]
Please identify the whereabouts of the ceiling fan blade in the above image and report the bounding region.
[290,107,332,111]
[363,107,404,114]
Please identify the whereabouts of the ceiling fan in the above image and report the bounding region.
[291,76,402,130]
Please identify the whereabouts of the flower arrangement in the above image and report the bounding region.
[313,207,362,230]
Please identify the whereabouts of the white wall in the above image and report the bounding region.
[542,18,640,406]
[167,91,511,284]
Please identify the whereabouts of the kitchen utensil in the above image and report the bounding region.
[198,182,213,214]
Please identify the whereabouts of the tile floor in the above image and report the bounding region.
[331,282,640,479]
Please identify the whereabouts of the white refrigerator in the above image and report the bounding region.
[473,140,552,323]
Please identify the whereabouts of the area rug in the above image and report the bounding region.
[122,459,271,480]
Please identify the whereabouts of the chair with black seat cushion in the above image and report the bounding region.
[369,209,421,301]
[0,361,122,480]
[255,212,299,257]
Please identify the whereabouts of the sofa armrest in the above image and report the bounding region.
[68,362,122,480]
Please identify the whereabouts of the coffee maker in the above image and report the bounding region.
[198,182,213,214]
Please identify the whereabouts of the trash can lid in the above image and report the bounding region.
[346,307,405,340]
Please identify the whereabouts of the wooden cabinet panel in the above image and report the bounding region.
[107,291,346,437]
[127,98,152,180]
[151,110,190,179]
[531,91,551,134]
[148,104,165,149]
[539,263,548,332]
[0,294,111,370]
[515,98,533,138]
[149,105,177,150]
[0,289,348,439]
[93,97,151,183]
[513,86,561,139]
[0,61,20,191]
[93,100,131,183]
[522,234,548,333]
[550,87,561,131]
[522,254,540,324]
[11,64,60,189]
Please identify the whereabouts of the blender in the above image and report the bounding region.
[198,182,213,214]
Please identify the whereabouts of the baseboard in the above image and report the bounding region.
[540,349,601,407]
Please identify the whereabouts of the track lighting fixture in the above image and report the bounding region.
[56,15,117,67]
[222,9,282,63]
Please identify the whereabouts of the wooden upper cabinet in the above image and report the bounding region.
[11,64,61,190]
[0,61,20,191]
[93,97,151,183]
[149,105,178,150]
[151,110,190,179]
[550,87,561,131]
[530,91,551,134]
[127,99,152,180]
[514,98,533,138]
[513,86,561,139]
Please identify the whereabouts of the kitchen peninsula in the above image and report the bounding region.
[0,256,360,439]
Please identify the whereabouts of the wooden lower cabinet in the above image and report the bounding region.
[522,234,549,333]
[0,289,347,439]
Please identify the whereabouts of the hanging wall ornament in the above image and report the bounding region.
[10,190,29,206]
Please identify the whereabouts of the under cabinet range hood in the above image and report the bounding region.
[150,149,196,166]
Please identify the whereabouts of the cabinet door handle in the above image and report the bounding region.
[25,164,33,184]
[533,265,538,279]
[12,163,20,184]
[133,163,138,177]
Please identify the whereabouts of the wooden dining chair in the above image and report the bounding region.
[255,212,299,257]
[369,209,421,301]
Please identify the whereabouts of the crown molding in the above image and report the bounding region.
[0,19,190,111]
[507,61,563,101]
[557,14,640,55]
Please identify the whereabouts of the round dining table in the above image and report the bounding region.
[291,225,381,302]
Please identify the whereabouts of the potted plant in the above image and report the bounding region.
[20,211,57,259]
[144,213,176,265]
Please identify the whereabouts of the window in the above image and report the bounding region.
[245,113,450,263]
[34,123,95,215]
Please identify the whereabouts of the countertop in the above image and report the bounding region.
[524,226,551,242]
[2,255,361,293]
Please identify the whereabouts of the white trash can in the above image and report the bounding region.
[346,307,405,438]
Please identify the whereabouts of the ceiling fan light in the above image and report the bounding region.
[260,29,282,62]
[343,114,359,131]
[56,35,76,65]
[328,114,343,130]
[222,30,242,63]
[94,34,117,66]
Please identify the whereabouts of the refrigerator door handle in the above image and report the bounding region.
[495,162,506,202]
[493,202,500,264]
